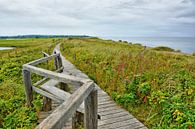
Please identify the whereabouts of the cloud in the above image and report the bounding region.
[0,0,194,36]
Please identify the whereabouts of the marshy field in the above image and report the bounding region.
[0,38,195,129]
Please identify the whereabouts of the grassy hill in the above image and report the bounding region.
[0,37,194,128]
[60,38,195,129]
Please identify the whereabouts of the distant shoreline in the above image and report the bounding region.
[102,37,195,54]
[0,35,92,39]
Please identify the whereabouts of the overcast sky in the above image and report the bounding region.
[0,0,195,37]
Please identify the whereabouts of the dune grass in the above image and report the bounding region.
[61,38,195,129]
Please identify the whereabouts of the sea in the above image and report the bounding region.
[102,37,195,54]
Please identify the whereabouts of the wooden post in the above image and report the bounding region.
[54,51,59,70]
[72,111,84,129]
[42,52,52,111]
[42,97,52,111]
[58,55,62,68]
[57,54,63,72]
[22,69,33,106]
[54,51,62,72]
[84,89,98,129]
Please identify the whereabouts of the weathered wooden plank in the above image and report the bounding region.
[98,115,133,126]
[116,122,145,129]
[40,83,85,113]
[98,97,111,103]
[98,106,119,112]
[42,96,52,111]
[33,67,63,87]
[56,66,64,73]
[22,69,33,106]
[98,118,139,129]
[34,77,48,86]
[99,108,125,116]
[42,51,50,57]
[36,81,95,129]
[100,112,131,120]
[72,112,77,129]
[72,111,84,129]
[41,84,70,100]
[27,53,59,66]
[23,64,89,85]
[32,86,63,103]
[98,101,113,106]
[98,96,110,100]
[84,89,98,129]
[98,103,116,109]
[41,83,101,119]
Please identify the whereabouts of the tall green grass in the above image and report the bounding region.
[61,38,195,129]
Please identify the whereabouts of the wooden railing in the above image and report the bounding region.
[22,50,98,129]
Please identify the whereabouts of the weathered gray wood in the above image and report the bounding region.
[99,118,139,129]
[42,51,50,57]
[22,69,33,106]
[36,81,95,129]
[34,77,48,86]
[98,115,133,126]
[100,112,131,120]
[98,103,116,109]
[99,109,125,117]
[40,78,85,113]
[42,96,52,111]
[41,84,70,101]
[32,86,63,103]
[23,64,89,85]
[40,83,101,119]
[42,81,52,111]
[72,112,77,129]
[116,122,145,129]
[84,89,98,129]
[57,55,63,69]
[53,50,63,72]
[27,53,59,66]
[72,111,84,129]
[56,66,64,73]
[33,67,63,87]
[41,51,52,112]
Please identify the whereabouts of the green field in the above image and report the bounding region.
[0,38,194,129]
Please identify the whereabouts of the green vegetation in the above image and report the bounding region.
[0,38,57,128]
[60,38,195,129]
[152,46,176,52]
[0,37,194,129]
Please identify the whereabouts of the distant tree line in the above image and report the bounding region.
[0,35,92,39]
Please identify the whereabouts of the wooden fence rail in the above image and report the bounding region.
[22,51,98,129]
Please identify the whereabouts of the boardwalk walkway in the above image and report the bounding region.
[38,44,147,129]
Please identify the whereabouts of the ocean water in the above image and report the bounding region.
[0,47,15,50]
[103,37,195,54]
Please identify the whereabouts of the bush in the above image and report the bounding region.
[153,46,175,52]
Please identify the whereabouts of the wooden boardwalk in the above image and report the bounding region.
[38,44,147,129]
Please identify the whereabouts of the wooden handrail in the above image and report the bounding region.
[36,82,97,129]
[22,49,98,129]
[27,53,60,66]
[23,64,88,85]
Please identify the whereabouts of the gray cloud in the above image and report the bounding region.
[0,0,194,36]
